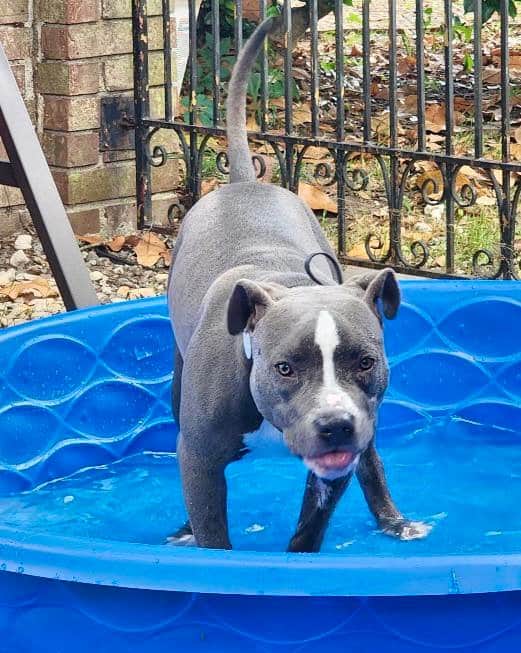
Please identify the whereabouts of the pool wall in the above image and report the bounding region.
[0,282,520,652]
[2,571,521,652]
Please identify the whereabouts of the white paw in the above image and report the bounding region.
[381,519,432,541]
[398,521,432,541]
[166,533,196,547]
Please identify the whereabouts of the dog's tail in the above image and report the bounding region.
[226,17,277,183]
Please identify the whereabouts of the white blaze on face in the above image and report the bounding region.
[314,310,358,415]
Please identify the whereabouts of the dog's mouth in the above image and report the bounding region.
[303,450,360,479]
[308,450,354,469]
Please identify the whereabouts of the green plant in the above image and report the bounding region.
[453,16,474,72]
[180,94,213,125]
[453,16,473,44]
[320,59,336,73]
[455,207,499,272]
[423,6,433,29]
[400,31,414,58]
[267,1,281,18]
[200,0,255,40]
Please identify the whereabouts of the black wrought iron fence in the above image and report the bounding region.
[132,0,521,279]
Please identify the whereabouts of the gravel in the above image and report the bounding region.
[10,250,30,268]
[0,231,172,328]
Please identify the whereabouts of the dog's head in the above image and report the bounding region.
[227,269,400,479]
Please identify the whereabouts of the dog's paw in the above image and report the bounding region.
[166,533,197,547]
[380,518,432,541]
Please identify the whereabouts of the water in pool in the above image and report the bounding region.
[0,416,519,555]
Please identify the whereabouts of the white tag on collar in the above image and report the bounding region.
[242,331,252,360]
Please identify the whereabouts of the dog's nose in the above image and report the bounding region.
[314,413,354,444]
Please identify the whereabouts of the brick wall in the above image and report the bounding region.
[0,0,181,237]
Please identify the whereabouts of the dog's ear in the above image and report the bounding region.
[227,279,287,335]
[349,268,400,320]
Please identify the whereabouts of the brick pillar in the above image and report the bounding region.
[36,0,180,236]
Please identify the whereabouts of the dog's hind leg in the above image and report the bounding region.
[288,472,352,553]
[172,342,183,424]
[167,344,196,546]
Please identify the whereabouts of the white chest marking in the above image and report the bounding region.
[243,419,288,457]
[314,310,359,415]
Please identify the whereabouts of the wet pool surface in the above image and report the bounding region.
[0,417,520,555]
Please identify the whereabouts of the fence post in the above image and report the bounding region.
[132,0,152,228]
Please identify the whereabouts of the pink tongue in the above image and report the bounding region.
[314,451,354,469]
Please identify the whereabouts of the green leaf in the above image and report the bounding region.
[347,11,362,24]
[220,37,232,55]
[267,3,281,17]
[463,51,474,72]
[320,60,335,73]
[482,0,500,22]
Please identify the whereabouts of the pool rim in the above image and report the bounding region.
[1,523,521,596]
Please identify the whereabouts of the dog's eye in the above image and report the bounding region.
[359,356,375,371]
[275,362,293,377]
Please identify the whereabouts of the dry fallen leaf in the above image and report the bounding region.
[371,82,389,101]
[513,126,521,144]
[511,143,521,161]
[425,103,464,133]
[457,165,488,183]
[162,249,173,267]
[397,55,416,74]
[269,97,285,109]
[78,234,103,246]
[246,115,260,131]
[302,146,329,161]
[454,97,473,113]
[293,108,310,125]
[483,68,501,85]
[372,114,390,142]
[298,182,337,214]
[415,166,443,195]
[107,235,126,252]
[0,279,58,301]
[201,178,220,195]
[347,243,368,259]
[125,234,141,248]
[134,232,168,268]
[403,94,418,111]
[350,45,363,57]
[425,104,446,133]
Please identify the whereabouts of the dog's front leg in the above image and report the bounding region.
[288,471,352,553]
[357,442,431,540]
[178,434,232,549]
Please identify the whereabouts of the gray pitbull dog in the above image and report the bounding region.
[167,17,430,552]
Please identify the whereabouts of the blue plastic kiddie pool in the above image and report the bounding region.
[0,280,520,652]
